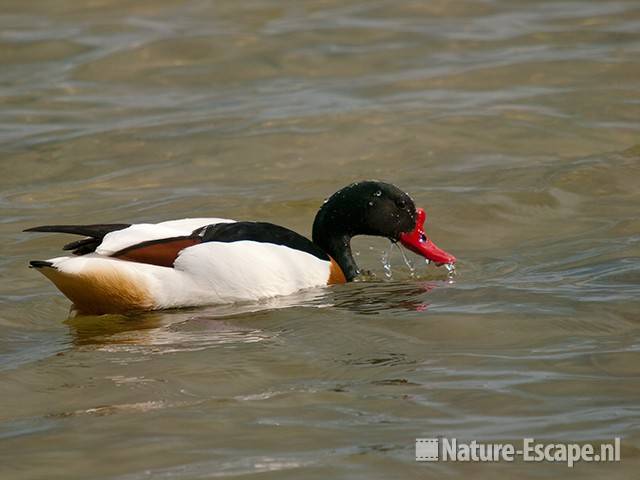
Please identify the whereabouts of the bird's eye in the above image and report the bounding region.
[419,233,427,243]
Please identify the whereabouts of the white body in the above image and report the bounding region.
[37,218,336,314]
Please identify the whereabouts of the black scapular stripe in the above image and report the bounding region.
[197,222,329,261]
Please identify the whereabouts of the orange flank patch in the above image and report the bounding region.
[113,237,201,267]
[327,257,347,285]
[39,266,153,315]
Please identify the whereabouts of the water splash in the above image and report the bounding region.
[381,245,393,279]
[396,243,416,278]
[380,242,456,281]
[444,262,456,281]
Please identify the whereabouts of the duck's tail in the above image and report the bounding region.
[28,255,155,315]
[29,260,55,269]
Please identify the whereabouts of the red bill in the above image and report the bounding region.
[399,208,456,266]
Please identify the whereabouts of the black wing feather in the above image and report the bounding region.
[23,223,130,255]
[23,223,130,237]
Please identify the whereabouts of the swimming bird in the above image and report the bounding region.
[25,181,456,315]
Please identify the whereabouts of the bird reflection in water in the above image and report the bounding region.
[65,279,447,350]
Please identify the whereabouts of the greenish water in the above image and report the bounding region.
[1,1,640,478]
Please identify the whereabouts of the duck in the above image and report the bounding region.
[25,181,456,315]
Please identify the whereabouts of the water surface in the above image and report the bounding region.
[1,1,640,478]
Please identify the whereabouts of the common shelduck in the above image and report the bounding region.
[25,181,456,315]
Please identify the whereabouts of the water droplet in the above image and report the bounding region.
[381,247,393,279]
[424,259,431,265]
[368,201,374,206]
[374,190,382,197]
[444,263,456,279]
[397,244,415,278]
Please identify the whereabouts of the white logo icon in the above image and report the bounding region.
[415,438,439,461]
